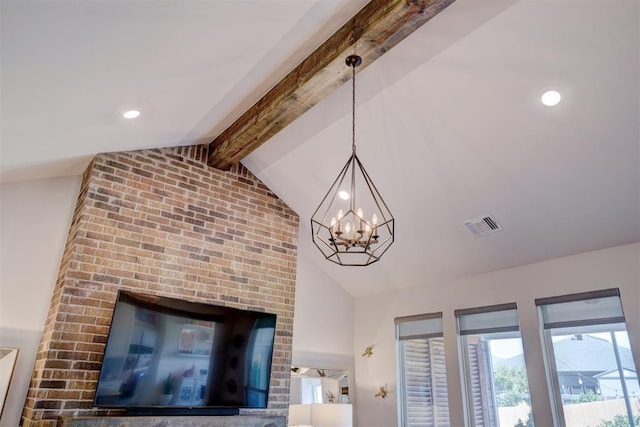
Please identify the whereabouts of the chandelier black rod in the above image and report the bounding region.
[351,56,357,154]
[349,55,358,215]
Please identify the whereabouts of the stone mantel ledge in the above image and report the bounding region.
[57,415,286,427]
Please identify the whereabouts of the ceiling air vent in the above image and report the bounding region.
[464,214,503,237]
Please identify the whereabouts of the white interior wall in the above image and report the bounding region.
[290,237,356,414]
[353,243,640,427]
[292,236,354,357]
[0,176,81,427]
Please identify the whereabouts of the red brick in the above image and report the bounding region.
[23,146,298,422]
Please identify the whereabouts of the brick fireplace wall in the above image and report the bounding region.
[21,145,299,426]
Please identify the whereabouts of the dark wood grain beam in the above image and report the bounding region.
[207,0,455,170]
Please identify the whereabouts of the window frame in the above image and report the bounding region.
[395,312,449,427]
[536,288,638,427]
[455,302,534,427]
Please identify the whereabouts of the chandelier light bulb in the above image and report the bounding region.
[372,213,378,226]
[338,191,350,200]
[356,208,364,231]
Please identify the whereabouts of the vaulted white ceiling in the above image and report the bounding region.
[2,0,638,297]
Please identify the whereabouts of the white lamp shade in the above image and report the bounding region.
[311,403,352,427]
[289,403,352,427]
[289,403,312,425]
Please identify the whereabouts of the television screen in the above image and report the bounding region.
[94,291,277,410]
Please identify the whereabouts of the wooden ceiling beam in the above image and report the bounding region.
[207,0,455,170]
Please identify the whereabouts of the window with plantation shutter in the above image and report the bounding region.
[536,288,640,427]
[456,303,534,427]
[396,313,450,427]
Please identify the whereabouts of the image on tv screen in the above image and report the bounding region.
[94,291,277,409]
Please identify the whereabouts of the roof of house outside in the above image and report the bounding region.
[494,335,636,373]
[594,368,637,379]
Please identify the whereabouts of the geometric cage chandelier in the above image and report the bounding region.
[311,55,395,266]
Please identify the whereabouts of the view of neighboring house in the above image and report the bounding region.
[596,369,640,399]
[499,334,638,400]
[553,334,638,399]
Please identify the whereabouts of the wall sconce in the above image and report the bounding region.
[374,385,388,399]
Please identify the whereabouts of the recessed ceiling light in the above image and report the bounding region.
[541,90,561,107]
[338,190,350,200]
[123,110,141,119]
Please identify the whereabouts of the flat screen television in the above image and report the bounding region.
[94,291,277,413]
